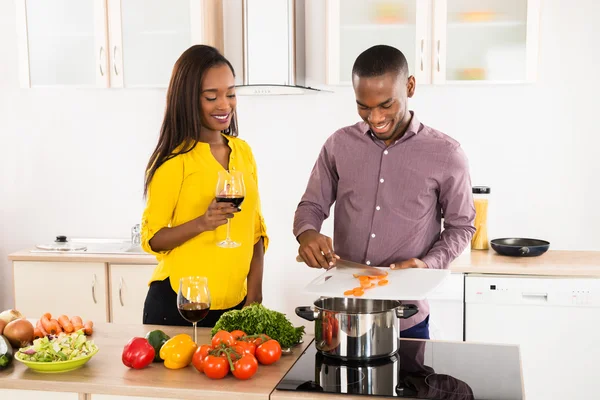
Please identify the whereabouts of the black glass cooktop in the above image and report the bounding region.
[277,339,523,400]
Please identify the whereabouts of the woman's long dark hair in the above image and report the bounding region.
[144,45,238,196]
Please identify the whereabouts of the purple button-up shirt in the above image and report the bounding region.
[293,112,476,330]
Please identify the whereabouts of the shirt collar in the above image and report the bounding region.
[364,111,421,144]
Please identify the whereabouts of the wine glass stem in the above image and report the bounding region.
[225,219,232,242]
[193,322,197,344]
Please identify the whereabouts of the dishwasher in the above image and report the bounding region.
[465,274,600,400]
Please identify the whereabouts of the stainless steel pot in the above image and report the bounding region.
[295,297,418,360]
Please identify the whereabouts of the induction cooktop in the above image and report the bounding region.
[276,339,523,400]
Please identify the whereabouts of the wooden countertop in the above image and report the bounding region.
[8,249,157,264]
[450,250,600,277]
[0,323,311,400]
[9,248,600,277]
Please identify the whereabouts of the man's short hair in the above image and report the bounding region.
[352,45,409,78]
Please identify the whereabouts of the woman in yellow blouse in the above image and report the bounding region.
[141,45,268,327]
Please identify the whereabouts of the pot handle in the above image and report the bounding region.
[519,247,530,256]
[396,304,418,319]
[295,306,319,321]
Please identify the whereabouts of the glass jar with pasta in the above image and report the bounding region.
[471,186,491,250]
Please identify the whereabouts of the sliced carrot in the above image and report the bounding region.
[83,320,94,336]
[353,290,365,297]
[58,315,74,333]
[360,280,372,288]
[376,272,389,279]
[378,279,389,286]
[71,316,84,332]
[358,276,370,282]
[344,289,355,296]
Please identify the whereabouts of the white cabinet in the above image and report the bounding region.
[465,275,600,400]
[307,0,541,85]
[427,272,464,341]
[17,0,205,88]
[0,390,79,400]
[13,261,108,323]
[109,264,155,324]
[16,0,109,88]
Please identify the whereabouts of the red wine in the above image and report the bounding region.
[216,196,245,208]
[178,302,210,322]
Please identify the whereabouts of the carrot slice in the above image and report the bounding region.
[344,289,355,296]
[353,290,365,297]
[378,279,389,286]
[358,276,370,282]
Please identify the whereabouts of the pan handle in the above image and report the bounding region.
[396,304,418,319]
[296,306,319,321]
[519,247,530,256]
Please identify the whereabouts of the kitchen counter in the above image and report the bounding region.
[0,323,311,400]
[9,248,600,277]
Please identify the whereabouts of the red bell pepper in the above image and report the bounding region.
[122,337,155,369]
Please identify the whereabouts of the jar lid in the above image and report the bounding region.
[473,186,491,194]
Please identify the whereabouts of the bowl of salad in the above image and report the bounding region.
[15,330,99,373]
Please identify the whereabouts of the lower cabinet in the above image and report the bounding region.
[13,261,109,322]
[109,264,156,324]
[427,273,464,341]
[0,390,79,400]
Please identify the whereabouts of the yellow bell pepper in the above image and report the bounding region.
[159,334,198,369]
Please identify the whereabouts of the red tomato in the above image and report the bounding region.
[230,330,246,340]
[255,339,282,365]
[203,355,229,379]
[233,341,256,357]
[232,353,258,380]
[192,344,212,373]
[211,330,235,348]
[251,334,271,347]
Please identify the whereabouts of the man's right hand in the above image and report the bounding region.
[297,230,338,269]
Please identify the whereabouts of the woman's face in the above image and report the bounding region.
[200,64,237,132]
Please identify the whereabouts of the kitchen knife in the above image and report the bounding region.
[295,255,388,276]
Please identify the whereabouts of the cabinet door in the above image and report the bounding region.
[106,0,204,88]
[325,0,431,85]
[13,261,108,322]
[0,390,79,400]
[109,264,155,324]
[16,0,109,88]
[432,0,541,83]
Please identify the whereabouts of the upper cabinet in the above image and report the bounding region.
[16,0,206,88]
[307,0,541,86]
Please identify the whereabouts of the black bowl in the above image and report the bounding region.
[490,238,550,257]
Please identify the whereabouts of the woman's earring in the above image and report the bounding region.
[223,126,231,134]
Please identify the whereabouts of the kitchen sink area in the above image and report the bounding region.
[30,238,148,255]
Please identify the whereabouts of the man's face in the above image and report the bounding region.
[352,71,415,145]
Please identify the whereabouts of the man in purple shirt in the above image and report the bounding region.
[293,45,476,339]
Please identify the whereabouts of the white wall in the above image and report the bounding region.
[1,0,599,334]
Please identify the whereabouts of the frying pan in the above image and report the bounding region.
[490,238,550,257]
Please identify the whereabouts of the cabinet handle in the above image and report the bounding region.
[99,47,105,76]
[436,40,441,72]
[420,39,424,71]
[119,277,124,307]
[113,46,119,76]
[91,274,97,304]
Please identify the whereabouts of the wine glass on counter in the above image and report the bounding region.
[177,276,211,344]
[215,170,245,248]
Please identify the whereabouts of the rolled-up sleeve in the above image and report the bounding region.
[293,138,338,239]
[248,150,269,251]
[421,146,476,269]
[141,157,184,256]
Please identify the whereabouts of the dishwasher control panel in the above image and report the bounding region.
[465,275,600,307]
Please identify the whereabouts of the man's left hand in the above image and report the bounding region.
[389,258,428,270]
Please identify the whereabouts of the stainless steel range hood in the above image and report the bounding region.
[213,0,321,95]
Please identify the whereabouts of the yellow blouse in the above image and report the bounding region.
[141,136,268,310]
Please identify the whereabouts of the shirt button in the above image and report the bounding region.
[384,150,389,155]
[371,233,376,238]
[380,178,384,183]
[376,206,381,211]
[366,261,371,265]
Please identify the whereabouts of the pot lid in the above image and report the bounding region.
[35,236,87,252]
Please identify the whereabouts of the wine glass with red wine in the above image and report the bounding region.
[215,170,245,248]
[177,276,211,344]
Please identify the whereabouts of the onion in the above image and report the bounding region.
[0,309,25,325]
[0,319,6,336]
[3,319,34,348]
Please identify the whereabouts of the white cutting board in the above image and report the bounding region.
[303,267,450,300]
